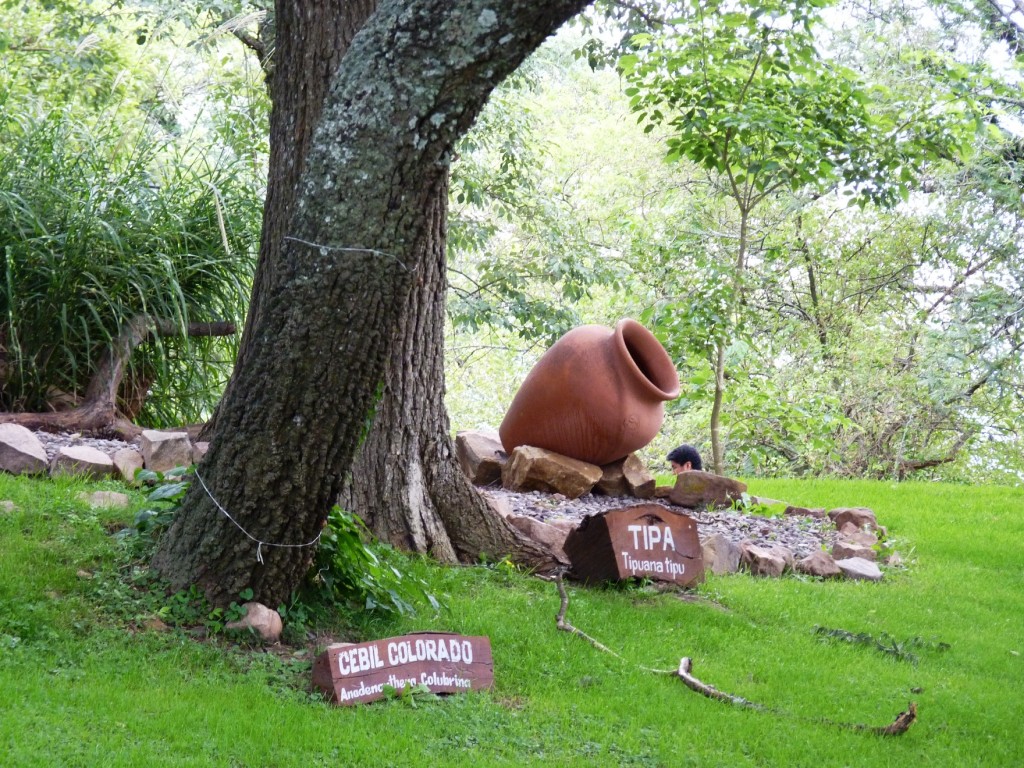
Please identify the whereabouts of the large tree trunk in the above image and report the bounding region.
[338,177,551,567]
[247,0,549,569]
[223,1,378,385]
[153,0,586,607]
[226,1,549,569]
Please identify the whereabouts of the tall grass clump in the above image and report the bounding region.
[0,97,261,425]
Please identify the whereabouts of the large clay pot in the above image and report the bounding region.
[499,319,680,466]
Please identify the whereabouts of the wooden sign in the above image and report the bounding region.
[564,504,704,587]
[312,632,494,706]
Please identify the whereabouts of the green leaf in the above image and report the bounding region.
[148,482,189,502]
[618,54,639,75]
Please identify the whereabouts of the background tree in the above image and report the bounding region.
[620,0,990,474]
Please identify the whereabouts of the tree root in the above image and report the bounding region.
[553,573,917,736]
[0,315,234,439]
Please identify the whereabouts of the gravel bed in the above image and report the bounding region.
[34,431,139,463]
[480,486,836,559]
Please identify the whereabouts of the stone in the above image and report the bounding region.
[835,557,883,581]
[77,491,131,508]
[507,515,570,562]
[832,540,877,561]
[595,459,628,497]
[838,521,862,536]
[455,429,506,486]
[0,500,15,513]
[795,550,842,578]
[480,490,513,518]
[0,423,48,475]
[653,485,672,499]
[143,617,171,633]
[784,505,827,519]
[112,448,145,484]
[192,441,210,464]
[501,445,602,500]
[140,429,193,473]
[622,454,656,499]
[741,544,786,578]
[828,506,878,531]
[701,533,742,575]
[546,517,580,534]
[885,551,903,567]
[50,445,116,480]
[595,454,655,499]
[839,530,878,548]
[668,470,747,509]
[767,545,795,570]
[225,602,283,643]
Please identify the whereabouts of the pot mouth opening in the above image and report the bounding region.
[615,319,681,401]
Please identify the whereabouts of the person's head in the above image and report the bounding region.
[667,444,702,473]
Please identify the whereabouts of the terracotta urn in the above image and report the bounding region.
[499,319,680,466]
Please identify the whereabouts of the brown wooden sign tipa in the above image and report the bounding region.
[564,504,704,587]
[312,632,494,706]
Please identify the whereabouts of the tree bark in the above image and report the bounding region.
[709,204,750,476]
[709,339,726,476]
[338,176,552,569]
[222,0,378,392]
[153,0,586,607]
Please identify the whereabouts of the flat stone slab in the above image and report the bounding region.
[455,430,506,486]
[835,557,883,581]
[829,506,878,531]
[50,445,116,480]
[832,540,877,561]
[507,515,569,562]
[77,491,131,508]
[225,602,283,643]
[784,505,827,519]
[741,544,786,577]
[595,454,655,499]
[668,470,747,509]
[701,533,742,575]
[502,445,602,499]
[796,550,842,578]
[113,448,145,484]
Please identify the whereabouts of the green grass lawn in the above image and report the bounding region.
[1,473,1022,767]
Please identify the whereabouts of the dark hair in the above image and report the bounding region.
[667,444,702,471]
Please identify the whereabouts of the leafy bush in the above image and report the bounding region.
[305,507,440,618]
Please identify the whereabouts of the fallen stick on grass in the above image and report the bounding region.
[553,572,917,736]
[677,656,917,736]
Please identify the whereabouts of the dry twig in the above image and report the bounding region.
[554,573,917,736]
